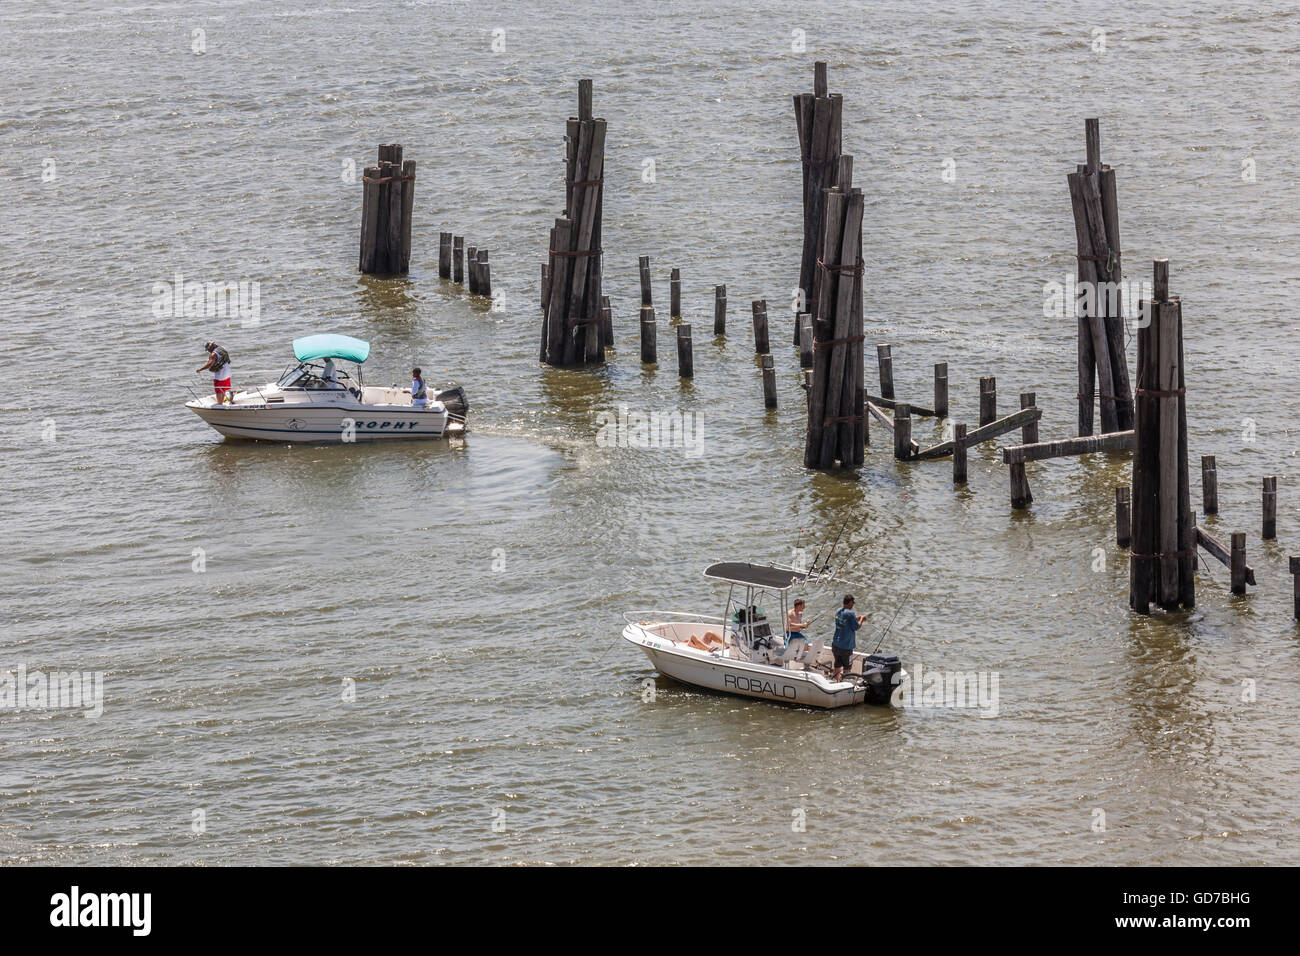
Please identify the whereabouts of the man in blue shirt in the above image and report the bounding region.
[831,594,865,682]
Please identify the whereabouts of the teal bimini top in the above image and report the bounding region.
[292,334,371,364]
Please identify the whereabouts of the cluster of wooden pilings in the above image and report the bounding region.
[359,145,416,275]
[792,63,865,468]
[1069,119,1132,436]
[1128,259,1194,613]
[438,233,492,295]
[540,79,607,366]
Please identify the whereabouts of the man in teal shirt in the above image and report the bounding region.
[831,594,865,682]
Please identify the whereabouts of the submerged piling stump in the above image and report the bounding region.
[677,324,693,379]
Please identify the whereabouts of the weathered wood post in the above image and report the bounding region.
[805,181,865,469]
[1068,118,1132,436]
[1230,532,1247,594]
[670,268,681,321]
[359,146,415,275]
[979,377,997,426]
[600,295,613,350]
[1020,392,1039,444]
[953,424,968,484]
[794,61,843,344]
[1201,455,1218,514]
[540,79,607,365]
[752,300,770,354]
[893,403,912,461]
[640,305,657,365]
[541,263,550,311]
[798,315,814,369]
[1263,476,1277,540]
[934,363,949,417]
[876,345,895,401]
[470,251,486,295]
[639,256,652,307]
[1290,556,1300,619]
[466,245,478,293]
[713,284,726,335]
[439,232,452,278]
[1009,393,1039,506]
[1116,486,1132,548]
[761,354,777,409]
[677,324,693,379]
[1130,259,1194,613]
[453,236,464,283]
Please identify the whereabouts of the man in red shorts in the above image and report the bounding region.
[197,341,232,403]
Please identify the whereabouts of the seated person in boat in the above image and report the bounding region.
[322,357,339,386]
[411,367,429,408]
[831,594,866,681]
[686,631,724,652]
[785,599,807,653]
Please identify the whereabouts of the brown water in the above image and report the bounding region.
[2,0,1299,864]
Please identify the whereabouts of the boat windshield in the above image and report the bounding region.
[276,362,353,390]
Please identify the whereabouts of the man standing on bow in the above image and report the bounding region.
[197,341,232,404]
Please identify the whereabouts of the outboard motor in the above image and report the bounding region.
[861,653,902,705]
[435,385,469,421]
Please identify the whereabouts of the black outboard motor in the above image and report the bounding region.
[861,653,902,705]
[435,385,469,421]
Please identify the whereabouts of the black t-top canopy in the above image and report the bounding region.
[703,562,804,591]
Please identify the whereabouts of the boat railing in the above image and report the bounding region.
[622,610,729,639]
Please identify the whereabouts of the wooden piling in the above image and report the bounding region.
[1290,555,1300,619]
[639,256,652,307]
[541,263,550,311]
[1230,532,1247,594]
[1020,392,1039,444]
[1131,258,1194,613]
[1201,455,1218,515]
[876,345,895,401]
[893,403,912,460]
[934,363,948,417]
[1116,486,1132,548]
[466,245,478,293]
[979,377,997,427]
[670,268,681,321]
[752,300,770,354]
[1009,462,1033,509]
[600,295,613,350]
[761,354,777,409]
[1067,119,1132,435]
[439,232,452,279]
[540,79,606,366]
[794,62,844,339]
[453,236,464,283]
[640,305,657,365]
[953,424,968,484]
[359,144,417,276]
[798,314,813,369]
[677,324,693,379]
[477,249,491,297]
[713,284,726,335]
[1263,476,1277,540]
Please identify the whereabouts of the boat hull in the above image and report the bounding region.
[187,401,450,442]
[622,622,874,709]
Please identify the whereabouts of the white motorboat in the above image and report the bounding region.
[622,561,904,709]
[186,334,468,443]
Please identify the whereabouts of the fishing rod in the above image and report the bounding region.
[874,588,914,653]
[813,519,849,577]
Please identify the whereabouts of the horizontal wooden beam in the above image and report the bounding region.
[1001,430,1134,465]
[1196,526,1257,586]
[867,395,937,417]
[915,407,1041,460]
